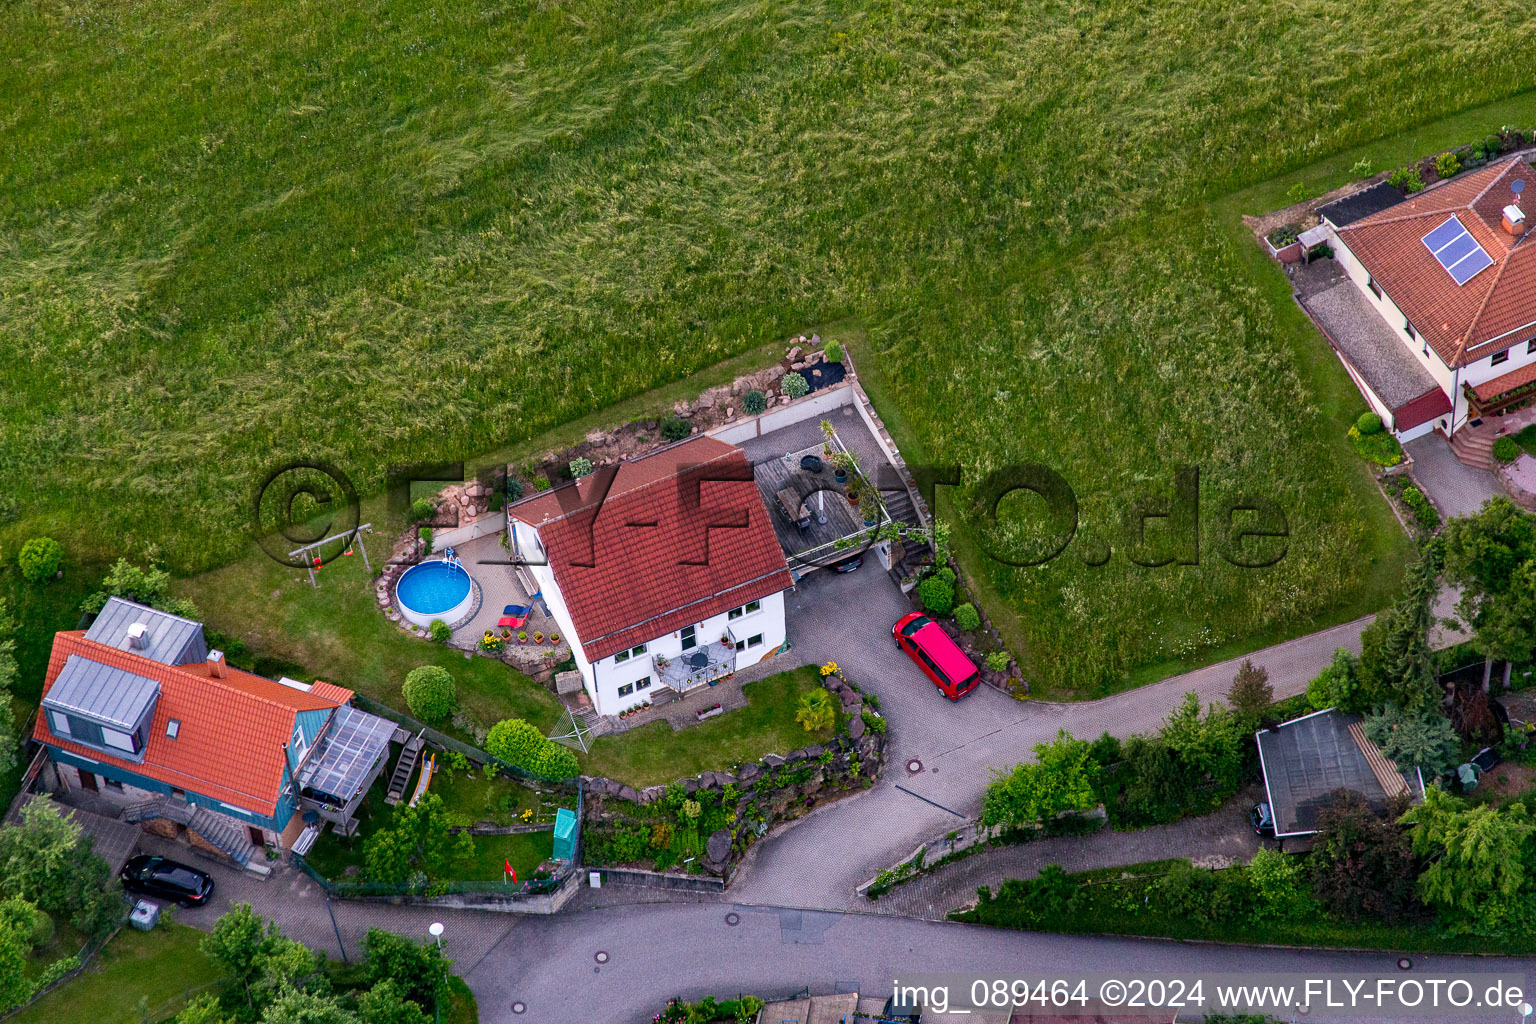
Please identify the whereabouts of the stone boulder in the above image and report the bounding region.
[706,829,732,865]
[737,763,764,783]
[763,753,787,768]
[617,785,639,803]
[848,715,866,740]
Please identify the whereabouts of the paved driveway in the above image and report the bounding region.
[1404,435,1502,519]
[728,569,1375,911]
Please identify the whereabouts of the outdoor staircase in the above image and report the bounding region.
[1450,428,1496,470]
[385,730,425,805]
[120,796,259,869]
[882,487,917,529]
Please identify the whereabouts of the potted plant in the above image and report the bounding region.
[533,630,545,644]
[550,632,561,644]
[518,630,528,645]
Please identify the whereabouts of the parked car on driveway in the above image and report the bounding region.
[1249,802,1275,838]
[893,612,979,700]
[120,854,214,907]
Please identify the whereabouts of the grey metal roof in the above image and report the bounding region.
[299,705,395,804]
[42,654,160,730]
[1256,708,1399,837]
[84,597,207,666]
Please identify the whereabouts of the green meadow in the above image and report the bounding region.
[6,0,1536,691]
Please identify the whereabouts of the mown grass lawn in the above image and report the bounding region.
[11,923,223,1024]
[10,0,1536,694]
[580,666,835,787]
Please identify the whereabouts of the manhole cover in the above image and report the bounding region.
[595,951,610,964]
[906,759,923,774]
[1398,958,1412,971]
[511,1003,526,1015]
[725,912,740,926]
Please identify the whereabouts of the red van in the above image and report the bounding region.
[893,612,981,700]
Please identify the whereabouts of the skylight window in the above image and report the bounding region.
[1422,216,1493,286]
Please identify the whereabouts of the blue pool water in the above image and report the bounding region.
[396,560,472,615]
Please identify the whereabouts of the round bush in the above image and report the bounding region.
[742,389,768,415]
[569,457,593,479]
[824,341,844,363]
[918,576,955,615]
[428,619,452,644]
[1493,436,1521,463]
[781,372,810,400]
[985,650,1012,672]
[18,537,63,582]
[954,602,981,631]
[402,665,457,722]
[409,497,436,523]
[661,417,691,442]
[1354,411,1383,435]
[486,718,545,765]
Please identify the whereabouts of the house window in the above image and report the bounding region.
[614,649,629,663]
[64,715,104,748]
[1405,320,1417,341]
[613,643,647,664]
[1493,349,1510,366]
[291,727,308,763]
[102,728,136,753]
[1528,339,1536,355]
[166,719,180,740]
[617,683,635,697]
[103,778,124,791]
[1367,276,1382,299]
[748,634,764,649]
[635,676,651,691]
[727,601,762,620]
[680,625,697,650]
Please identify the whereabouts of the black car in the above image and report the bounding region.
[120,855,214,907]
[1249,802,1276,838]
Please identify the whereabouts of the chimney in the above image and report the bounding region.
[207,649,228,679]
[1502,204,1527,236]
[126,622,149,650]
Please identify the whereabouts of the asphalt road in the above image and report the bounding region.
[464,902,1534,1024]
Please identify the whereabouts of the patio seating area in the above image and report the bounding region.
[446,532,572,665]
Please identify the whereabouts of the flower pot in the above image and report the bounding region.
[834,468,847,483]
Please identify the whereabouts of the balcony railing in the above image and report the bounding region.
[655,641,737,692]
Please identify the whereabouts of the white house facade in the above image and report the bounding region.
[507,437,793,717]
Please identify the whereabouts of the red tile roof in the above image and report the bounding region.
[508,437,793,662]
[1392,386,1453,432]
[1472,359,1536,403]
[1338,158,1536,368]
[34,633,351,817]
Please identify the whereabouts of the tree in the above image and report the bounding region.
[1357,544,1443,711]
[401,666,456,722]
[1441,499,1536,682]
[259,990,359,1024]
[794,689,835,732]
[1245,848,1315,922]
[485,718,545,766]
[1225,659,1272,729]
[1305,648,1364,712]
[0,913,32,1012]
[79,557,200,620]
[173,994,232,1024]
[981,731,1099,830]
[1400,786,1536,936]
[1307,790,1418,921]
[1362,705,1460,778]
[356,980,431,1024]
[0,797,81,903]
[362,793,474,885]
[201,903,273,1007]
[362,928,452,1010]
[1158,692,1242,789]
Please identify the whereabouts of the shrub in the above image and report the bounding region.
[1349,157,1375,178]
[1363,705,1460,777]
[533,477,551,491]
[1494,436,1521,463]
[418,527,433,552]
[742,389,768,415]
[917,576,955,615]
[1354,411,1383,435]
[1306,647,1363,712]
[1267,223,1300,247]
[409,497,436,523]
[861,709,886,734]
[985,650,1011,672]
[428,619,451,644]
[1308,790,1419,920]
[1387,165,1425,193]
[954,602,981,631]
[823,341,844,363]
[569,457,593,479]
[1400,485,1439,532]
[1246,848,1314,921]
[1283,183,1313,205]
[934,565,956,585]
[661,417,691,442]
[17,538,62,582]
[781,372,809,399]
[1434,151,1462,179]
[795,689,835,732]
[485,718,579,779]
[402,666,456,722]
[1347,424,1403,467]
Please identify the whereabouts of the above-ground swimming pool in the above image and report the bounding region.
[395,558,475,629]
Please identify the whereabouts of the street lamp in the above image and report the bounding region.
[428,923,447,1024]
[428,921,444,951]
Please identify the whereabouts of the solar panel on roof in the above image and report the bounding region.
[1422,215,1493,286]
